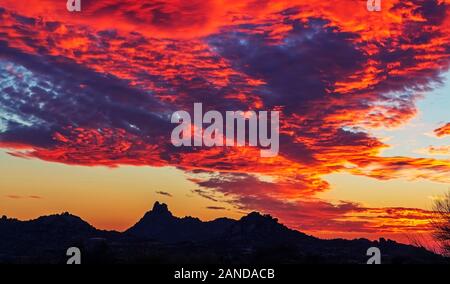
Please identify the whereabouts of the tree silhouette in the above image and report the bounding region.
[432,191,450,256]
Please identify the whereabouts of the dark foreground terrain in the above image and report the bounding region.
[0,202,446,264]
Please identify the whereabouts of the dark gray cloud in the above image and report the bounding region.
[156,191,173,197]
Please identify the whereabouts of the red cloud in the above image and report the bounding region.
[192,173,435,239]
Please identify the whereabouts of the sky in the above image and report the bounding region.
[0,0,450,244]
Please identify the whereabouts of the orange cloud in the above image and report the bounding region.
[422,145,450,155]
[434,123,450,137]
[5,195,43,200]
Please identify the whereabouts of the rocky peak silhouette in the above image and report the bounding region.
[151,201,171,215]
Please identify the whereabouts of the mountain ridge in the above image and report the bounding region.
[0,201,447,264]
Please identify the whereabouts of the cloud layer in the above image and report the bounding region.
[1,0,449,240]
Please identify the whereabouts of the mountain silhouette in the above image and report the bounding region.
[221,212,315,245]
[126,201,234,242]
[0,202,447,264]
[0,213,118,263]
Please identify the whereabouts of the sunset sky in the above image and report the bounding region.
[1,0,450,244]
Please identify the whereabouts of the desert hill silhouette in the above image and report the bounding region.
[0,202,446,264]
